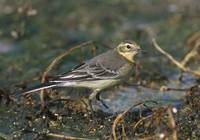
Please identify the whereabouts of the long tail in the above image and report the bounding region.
[18,80,76,97]
[21,82,58,96]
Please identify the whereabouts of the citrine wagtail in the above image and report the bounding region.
[22,41,141,111]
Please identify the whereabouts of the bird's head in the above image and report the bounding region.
[117,41,141,63]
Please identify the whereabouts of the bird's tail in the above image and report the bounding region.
[21,82,58,96]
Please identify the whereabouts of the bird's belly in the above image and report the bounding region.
[75,79,120,90]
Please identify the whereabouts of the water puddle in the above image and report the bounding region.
[0,41,14,54]
[97,72,197,113]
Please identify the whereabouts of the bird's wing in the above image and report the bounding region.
[51,61,120,82]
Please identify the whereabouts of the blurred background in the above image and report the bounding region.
[0,0,199,139]
[0,0,199,86]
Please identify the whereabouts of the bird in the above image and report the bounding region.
[22,41,141,112]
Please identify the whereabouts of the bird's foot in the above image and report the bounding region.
[99,99,109,109]
[96,92,109,109]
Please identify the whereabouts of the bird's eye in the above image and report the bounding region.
[126,45,131,49]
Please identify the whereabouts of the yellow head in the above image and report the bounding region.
[117,41,141,63]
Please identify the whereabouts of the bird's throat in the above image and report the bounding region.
[118,51,135,63]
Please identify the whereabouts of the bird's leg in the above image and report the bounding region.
[88,90,98,115]
[96,92,109,109]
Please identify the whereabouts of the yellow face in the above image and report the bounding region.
[117,41,141,63]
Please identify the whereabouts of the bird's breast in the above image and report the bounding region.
[118,63,134,78]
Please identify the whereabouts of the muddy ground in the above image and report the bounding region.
[0,0,200,139]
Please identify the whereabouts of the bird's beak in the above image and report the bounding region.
[137,48,145,54]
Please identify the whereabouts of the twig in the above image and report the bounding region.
[112,111,125,140]
[152,38,200,78]
[181,41,200,66]
[121,124,128,140]
[132,115,152,130]
[152,38,187,71]
[46,133,88,140]
[112,101,157,140]
[137,133,165,140]
[40,41,96,109]
[137,106,177,140]
[167,107,177,140]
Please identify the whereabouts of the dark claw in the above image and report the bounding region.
[96,93,109,109]
[99,100,109,109]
